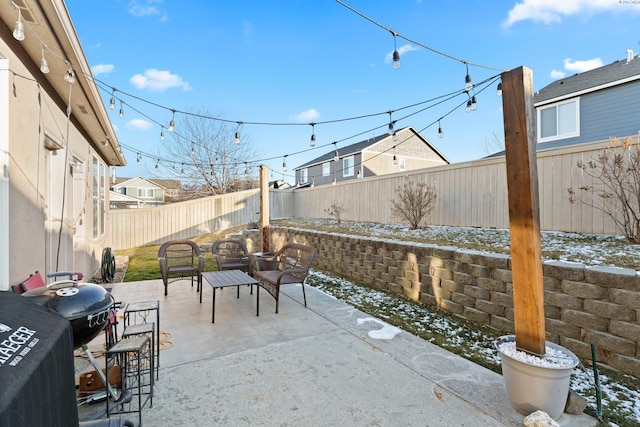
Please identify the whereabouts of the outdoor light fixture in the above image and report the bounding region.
[119,101,124,119]
[388,112,394,135]
[160,127,165,141]
[181,164,184,177]
[155,160,159,172]
[466,99,472,113]
[496,82,502,97]
[191,144,195,156]
[438,120,444,138]
[109,89,116,110]
[13,7,24,41]
[137,153,142,164]
[464,63,472,92]
[310,123,316,147]
[64,61,76,84]
[283,155,288,172]
[333,142,339,162]
[392,131,398,141]
[40,47,49,74]
[168,110,175,132]
[471,95,477,111]
[391,30,401,70]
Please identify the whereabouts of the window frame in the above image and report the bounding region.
[137,187,155,199]
[322,162,330,177]
[537,98,580,143]
[300,168,308,183]
[343,156,354,177]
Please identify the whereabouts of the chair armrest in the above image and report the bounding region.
[197,254,205,273]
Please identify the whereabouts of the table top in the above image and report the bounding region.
[203,270,258,289]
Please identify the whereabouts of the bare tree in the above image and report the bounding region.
[158,110,261,198]
[391,179,437,230]
[324,202,346,224]
[568,136,640,243]
[481,129,505,157]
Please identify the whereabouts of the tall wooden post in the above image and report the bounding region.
[501,66,546,355]
[259,165,270,252]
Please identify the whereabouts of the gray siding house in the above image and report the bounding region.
[294,126,449,187]
[534,52,640,150]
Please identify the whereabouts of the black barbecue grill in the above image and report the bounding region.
[23,281,114,349]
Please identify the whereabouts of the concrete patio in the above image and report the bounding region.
[78,278,596,426]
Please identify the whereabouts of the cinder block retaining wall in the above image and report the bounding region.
[266,227,640,376]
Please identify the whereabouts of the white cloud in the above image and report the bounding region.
[130,69,191,92]
[129,0,168,21]
[384,44,419,64]
[550,69,566,79]
[291,109,320,122]
[126,119,153,130]
[503,0,619,27]
[563,57,603,73]
[91,64,114,75]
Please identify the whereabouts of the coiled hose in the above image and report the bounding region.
[101,247,116,283]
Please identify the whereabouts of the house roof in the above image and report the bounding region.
[535,54,640,105]
[0,0,125,166]
[295,126,448,170]
[112,176,165,189]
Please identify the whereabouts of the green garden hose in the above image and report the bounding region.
[101,247,116,283]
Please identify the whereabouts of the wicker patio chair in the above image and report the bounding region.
[158,239,204,296]
[211,238,254,274]
[252,243,317,314]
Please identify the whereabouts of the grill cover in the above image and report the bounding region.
[0,290,78,427]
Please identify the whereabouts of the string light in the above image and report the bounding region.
[235,122,242,144]
[465,99,472,113]
[464,63,472,92]
[191,143,195,156]
[393,146,398,165]
[64,61,75,84]
[391,30,401,70]
[119,101,124,119]
[438,120,444,138]
[40,47,49,74]
[283,155,288,172]
[496,82,502,97]
[388,111,395,135]
[333,142,339,162]
[180,163,184,176]
[168,110,175,132]
[12,6,24,41]
[160,127,165,141]
[137,153,142,164]
[109,89,116,110]
[310,123,316,147]
[471,95,477,111]
[155,159,159,171]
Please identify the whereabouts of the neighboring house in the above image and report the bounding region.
[294,126,449,186]
[534,51,640,150]
[1,0,126,289]
[109,190,145,209]
[111,177,174,207]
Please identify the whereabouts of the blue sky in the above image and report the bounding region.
[64,0,640,182]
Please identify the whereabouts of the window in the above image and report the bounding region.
[398,158,406,172]
[322,162,330,177]
[343,156,354,177]
[300,168,308,183]
[537,99,579,142]
[92,157,106,238]
[137,188,155,198]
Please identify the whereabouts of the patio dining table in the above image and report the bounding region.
[202,270,258,323]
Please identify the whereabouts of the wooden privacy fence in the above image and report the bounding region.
[108,138,626,250]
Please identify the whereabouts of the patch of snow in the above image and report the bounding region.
[497,341,576,369]
[357,317,401,340]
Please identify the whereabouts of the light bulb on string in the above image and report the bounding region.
[40,47,49,74]
[235,122,242,144]
[191,144,195,156]
[393,147,398,165]
[160,127,165,141]
[64,61,76,84]
[471,95,477,111]
[155,160,159,172]
[466,99,472,113]
[119,101,124,119]
[438,120,444,138]
[388,112,394,135]
[496,82,502,97]
[283,155,288,172]
[180,164,184,177]
[310,123,316,147]
[168,110,175,132]
[137,153,142,164]
[391,30,401,70]
[333,142,339,162]
[13,8,24,41]
[464,63,472,92]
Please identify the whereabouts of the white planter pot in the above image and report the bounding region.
[495,335,579,420]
